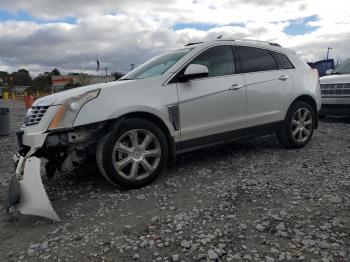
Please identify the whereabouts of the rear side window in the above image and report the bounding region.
[190,45,235,77]
[237,46,278,73]
[271,51,295,69]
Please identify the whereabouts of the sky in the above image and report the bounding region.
[0,0,349,76]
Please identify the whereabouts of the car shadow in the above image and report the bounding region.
[168,134,282,170]
[51,134,282,189]
[3,134,287,224]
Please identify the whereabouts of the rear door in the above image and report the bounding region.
[176,45,246,145]
[236,46,293,128]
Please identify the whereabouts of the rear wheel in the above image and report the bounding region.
[96,118,168,189]
[277,101,315,149]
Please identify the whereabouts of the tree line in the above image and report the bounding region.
[0,68,124,92]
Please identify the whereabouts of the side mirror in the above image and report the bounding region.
[325,69,333,75]
[178,64,209,82]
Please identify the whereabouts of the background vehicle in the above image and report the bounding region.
[308,59,334,77]
[319,58,350,117]
[6,39,321,220]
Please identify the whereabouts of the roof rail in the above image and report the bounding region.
[268,42,282,47]
[184,42,203,46]
[216,38,282,47]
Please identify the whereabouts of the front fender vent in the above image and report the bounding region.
[168,104,180,131]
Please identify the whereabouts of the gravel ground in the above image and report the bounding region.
[0,100,349,262]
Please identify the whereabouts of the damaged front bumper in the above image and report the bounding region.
[5,149,60,221]
[5,118,106,222]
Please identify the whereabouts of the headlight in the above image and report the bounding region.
[49,89,100,130]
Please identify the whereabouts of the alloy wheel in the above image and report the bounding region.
[112,129,161,181]
[291,107,313,143]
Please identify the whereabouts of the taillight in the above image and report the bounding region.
[312,69,320,84]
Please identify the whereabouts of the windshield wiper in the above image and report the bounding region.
[119,78,133,81]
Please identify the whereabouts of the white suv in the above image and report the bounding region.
[6,39,321,220]
[319,59,350,116]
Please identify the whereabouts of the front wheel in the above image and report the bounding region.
[277,101,315,149]
[96,118,168,189]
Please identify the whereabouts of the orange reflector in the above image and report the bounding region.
[49,106,65,129]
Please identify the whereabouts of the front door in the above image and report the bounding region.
[176,45,246,147]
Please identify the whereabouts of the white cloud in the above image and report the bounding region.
[0,0,349,75]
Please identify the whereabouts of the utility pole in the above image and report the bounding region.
[95,48,99,76]
[326,47,332,60]
[130,64,135,71]
[105,67,108,76]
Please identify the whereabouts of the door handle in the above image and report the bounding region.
[278,75,289,81]
[229,84,244,91]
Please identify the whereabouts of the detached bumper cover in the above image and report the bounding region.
[5,175,20,211]
[5,155,60,221]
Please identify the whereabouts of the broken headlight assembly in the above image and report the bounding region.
[49,89,100,130]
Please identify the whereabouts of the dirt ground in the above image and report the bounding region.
[0,100,349,262]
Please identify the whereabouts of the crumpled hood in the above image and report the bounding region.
[33,80,134,106]
[320,74,350,84]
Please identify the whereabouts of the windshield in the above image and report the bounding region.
[334,59,350,74]
[120,48,193,80]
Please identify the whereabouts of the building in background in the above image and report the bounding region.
[52,75,115,91]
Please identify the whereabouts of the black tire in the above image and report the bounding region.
[277,101,316,149]
[96,118,168,189]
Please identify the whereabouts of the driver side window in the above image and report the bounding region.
[190,45,235,78]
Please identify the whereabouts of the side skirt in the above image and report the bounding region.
[175,121,283,154]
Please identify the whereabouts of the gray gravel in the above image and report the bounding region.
[0,100,349,262]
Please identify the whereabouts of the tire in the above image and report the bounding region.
[277,101,315,149]
[96,118,168,189]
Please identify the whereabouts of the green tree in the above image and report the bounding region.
[51,68,61,76]
[111,71,124,80]
[30,68,63,90]
[11,69,32,87]
[0,71,10,87]
[32,72,52,91]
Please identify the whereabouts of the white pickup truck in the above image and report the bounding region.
[319,59,350,116]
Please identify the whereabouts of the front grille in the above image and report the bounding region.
[321,83,350,96]
[25,106,49,126]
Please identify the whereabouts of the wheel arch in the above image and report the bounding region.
[287,95,318,129]
[104,111,177,161]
